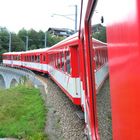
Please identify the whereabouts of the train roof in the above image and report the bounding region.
[3,48,49,55]
[3,52,22,55]
[21,48,49,54]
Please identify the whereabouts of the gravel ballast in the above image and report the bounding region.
[97,78,112,140]
[37,74,112,140]
[37,75,85,140]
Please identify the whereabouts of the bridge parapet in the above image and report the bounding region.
[0,64,41,89]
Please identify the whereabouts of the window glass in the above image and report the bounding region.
[43,55,46,61]
[50,55,52,65]
[61,52,65,71]
[37,55,40,63]
[53,55,55,66]
[91,0,108,69]
[57,53,61,69]
[31,56,33,62]
[91,6,106,43]
[66,51,71,74]
[54,54,57,67]
[91,1,112,139]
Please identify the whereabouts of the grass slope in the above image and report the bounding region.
[0,86,47,140]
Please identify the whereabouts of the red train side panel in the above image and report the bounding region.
[107,0,140,139]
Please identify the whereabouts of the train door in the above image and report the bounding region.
[70,45,81,104]
[81,0,112,139]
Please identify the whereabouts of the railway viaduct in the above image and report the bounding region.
[0,65,42,89]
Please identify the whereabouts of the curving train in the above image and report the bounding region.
[2,0,140,139]
[2,33,108,107]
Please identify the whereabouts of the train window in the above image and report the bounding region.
[59,53,62,69]
[92,12,106,42]
[90,0,112,140]
[61,52,65,71]
[53,54,56,67]
[51,55,53,66]
[49,55,51,65]
[50,55,51,65]
[55,54,57,67]
[34,56,37,62]
[38,56,40,63]
[36,56,37,62]
[49,54,52,66]
[66,51,71,74]
[32,56,34,62]
[91,0,107,69]
[57,53,61,69]
[43,55,46,61]
[52,54,55,66]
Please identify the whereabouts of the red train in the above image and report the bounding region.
[2,0,140,139]
[2,33,108,106]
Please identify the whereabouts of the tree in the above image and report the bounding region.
[47,33,64,46]
[0,27,65,61]
[92,24,107,43]
[11,33,25,51]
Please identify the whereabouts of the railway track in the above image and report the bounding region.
[36,73,85,140]
[97,78,112,140]
[36,73,112,140]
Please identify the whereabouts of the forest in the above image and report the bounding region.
[0,27,64,61]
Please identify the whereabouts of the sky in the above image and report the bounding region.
[0,0,81,33]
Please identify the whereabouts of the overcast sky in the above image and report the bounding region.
[0,0,81,33]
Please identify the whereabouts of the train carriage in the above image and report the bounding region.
[2,52,22,67]
[2,0,140,139]
[93,39,108,92]
[47,33,82,105]
[1,0,113,139]
[21,48,48,73]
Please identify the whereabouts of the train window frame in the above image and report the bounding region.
[86,0,112,139]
